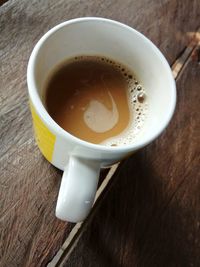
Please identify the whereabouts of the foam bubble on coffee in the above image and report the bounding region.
[94,57,148,147]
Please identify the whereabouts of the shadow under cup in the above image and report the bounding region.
[33,18,176,148]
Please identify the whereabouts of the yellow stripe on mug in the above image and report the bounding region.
[30,101,56,163]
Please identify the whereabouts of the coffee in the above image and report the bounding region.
[45,56,147,146]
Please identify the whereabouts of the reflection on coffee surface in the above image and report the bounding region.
[45,56,147,146]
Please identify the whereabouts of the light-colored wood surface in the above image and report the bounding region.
[0,0,200,266]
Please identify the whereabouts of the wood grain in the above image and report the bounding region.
[61,46,200,267]
[0,0,200,266]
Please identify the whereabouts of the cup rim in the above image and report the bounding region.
[27,17,176,153]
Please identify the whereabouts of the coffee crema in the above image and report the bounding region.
[45,56,147,146]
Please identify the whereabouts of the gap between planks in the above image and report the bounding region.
[47,164,119,267]
[47,30,200,267]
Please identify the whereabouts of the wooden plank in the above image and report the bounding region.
[58,46,200,267]
[0,0,200,266]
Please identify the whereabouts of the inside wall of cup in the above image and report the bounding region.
[34,20,175,142]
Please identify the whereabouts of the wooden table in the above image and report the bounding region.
[0,1,200,266]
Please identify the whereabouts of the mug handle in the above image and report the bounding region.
[56,156,100,222]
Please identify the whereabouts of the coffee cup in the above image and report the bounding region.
[27,17,176,222]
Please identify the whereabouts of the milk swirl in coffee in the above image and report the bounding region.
[45,56,148,146]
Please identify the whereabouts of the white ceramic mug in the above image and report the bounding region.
[27,17,176,222]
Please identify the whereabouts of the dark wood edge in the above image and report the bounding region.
[0,0,9,7]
